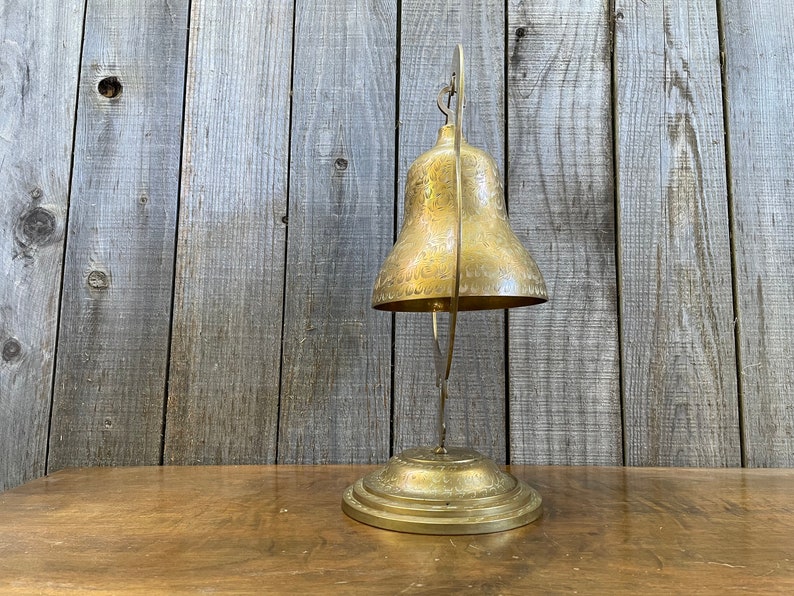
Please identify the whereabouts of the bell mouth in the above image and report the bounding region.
[373,294,548,312]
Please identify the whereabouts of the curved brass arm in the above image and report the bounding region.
[431,44,464,453]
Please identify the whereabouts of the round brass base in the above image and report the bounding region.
[342,446,542,535]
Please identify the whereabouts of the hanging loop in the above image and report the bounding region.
[436,84,454,125]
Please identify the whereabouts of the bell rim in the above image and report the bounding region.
[372,294,548,312]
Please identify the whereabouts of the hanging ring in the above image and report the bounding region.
[437,84,454,125]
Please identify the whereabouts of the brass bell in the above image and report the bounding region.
[343,45,547,535]
[372,125,547,312]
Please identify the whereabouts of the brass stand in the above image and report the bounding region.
[343,45,546,535]
[342,447,541,535]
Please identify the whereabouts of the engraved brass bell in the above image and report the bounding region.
[372,125,547,312]
[343,45,548,535]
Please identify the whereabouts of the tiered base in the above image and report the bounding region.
[342,446,542,535]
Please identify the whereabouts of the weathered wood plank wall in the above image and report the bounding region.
[2,0,793,490]
[0,0,85,491]
[722,2,794,467]
[163,0,293,465]
[507,1,622,465]
[48,0,188,471]
[615,0,740,466]
[278,0,395,463]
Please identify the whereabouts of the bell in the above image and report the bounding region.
[372,124,547,312]
[344,45,548,535]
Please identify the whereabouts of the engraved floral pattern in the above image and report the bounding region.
[372,125,548,311]
[364,447,515,499]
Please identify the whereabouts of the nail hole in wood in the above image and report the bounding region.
[98,76,122,98]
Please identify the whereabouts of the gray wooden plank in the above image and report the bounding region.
[392,2,508,461]
[722,2,794,466]
[506,0,622,465]
[47,0,188,470]
[615,0,740,466]
[277,0,396,463]
[163,0,294,465]
[0,1,84,491]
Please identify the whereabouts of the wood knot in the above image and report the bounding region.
[515,27,527,38]
[334,157,349,171]
[2,339,22,363]
[87,270,110,290]
[17,207,57,247]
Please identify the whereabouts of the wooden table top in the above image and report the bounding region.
[1,465,793,594]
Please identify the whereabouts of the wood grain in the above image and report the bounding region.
[277,0,396,463]
[47,0,188,470]
[163,0,294,465]
[0,1,84,491]
[506,0,622,464]
[2,465,794,593]
[721,3,794,466]
[392,1,508,461]
[615,0,740,466]
[4,0,794,489]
